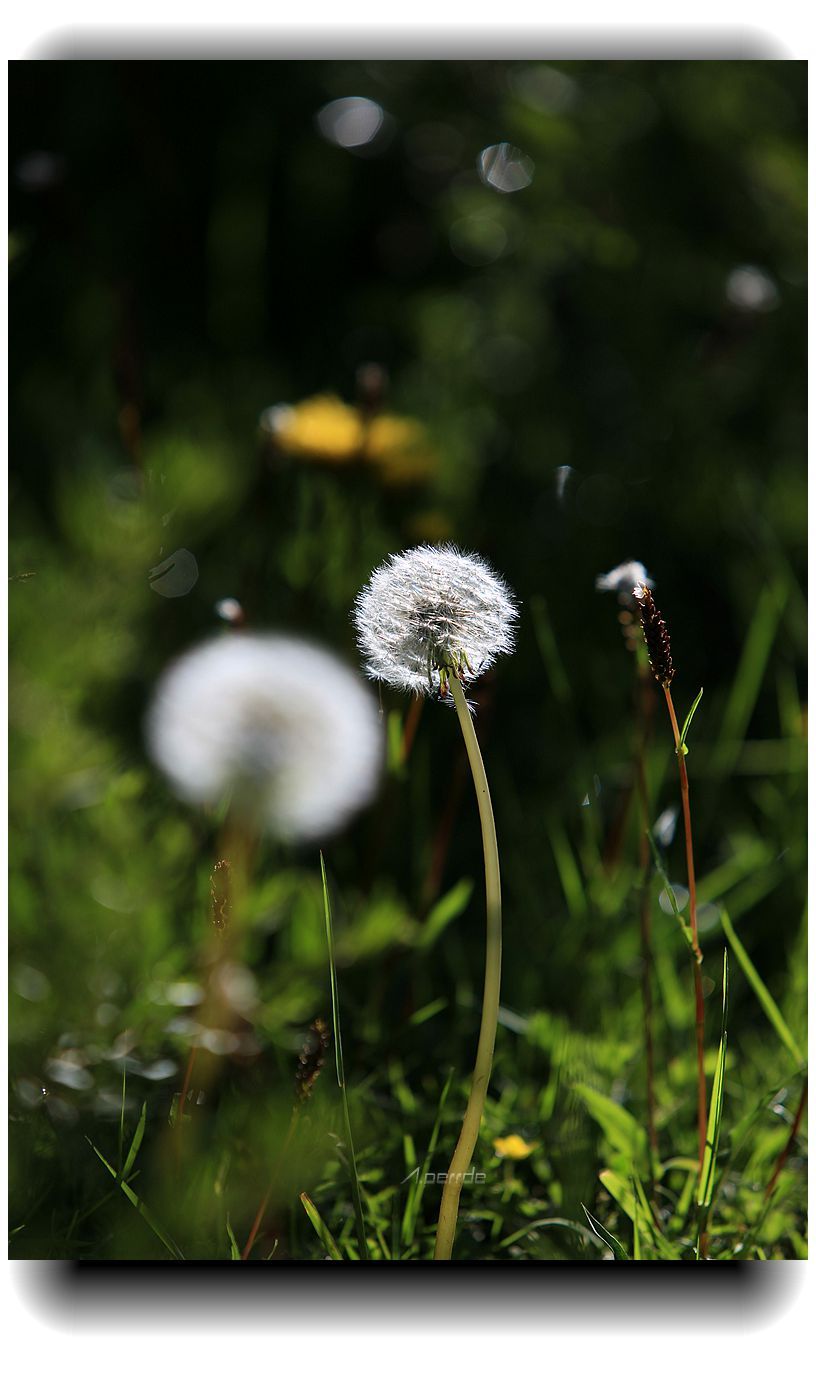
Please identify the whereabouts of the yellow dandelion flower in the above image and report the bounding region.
[262,393,438,486]
[266,395,365,463]
[493,1134,540,1160]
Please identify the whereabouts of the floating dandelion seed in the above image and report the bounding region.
[146,635,383,842]
[595,559,653,609]
[353,544,517,701]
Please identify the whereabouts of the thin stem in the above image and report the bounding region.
[401,693,424,767]
[764,1076,807,1204]
[321,854,369,1261]
[434,674,502,1260]
[241,1106,301,1259]
[663,685,707,1172]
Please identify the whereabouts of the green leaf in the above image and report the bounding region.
[120,1102,147,1182]
[87,1139,183,1259]
[599,1170,679,1259]
[408,997,448,1026]
[679,687,704,754]
[498,1216,606,1253]
[581,1204,630,1260]
[720,908,804,1068]
[226,1215,241,1260]
[574,1083,646,1164]
[697,949,729,1213]
[418,878,474,949]
[300,1192,343,1260]
[714,579,787,775]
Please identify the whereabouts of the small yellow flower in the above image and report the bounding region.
[493,1134,540,1160]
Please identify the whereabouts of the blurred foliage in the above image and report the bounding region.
[9,59,806,1260]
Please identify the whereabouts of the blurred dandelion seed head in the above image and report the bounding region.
[353,544,517,697]
[145,635,383,841]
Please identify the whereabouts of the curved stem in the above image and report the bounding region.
[434,674,502,1260]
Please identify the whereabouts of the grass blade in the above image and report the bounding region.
[581,1204,630,1260]
[714,580,786,775]
[117,1065,127,1172]
[402,1070,453,1248]
[300,1192,343,1260]
[529,594,572,707]
[573,1083,647,1165]
[226,1214,241,1260]
[679,687,704,754]
[498,1216,606,1253]
[120,1101,147,1182]
[697,949,729,1215]
[720,908,804,1069]
[87,1139,183,1259]
[320,852,368,1260]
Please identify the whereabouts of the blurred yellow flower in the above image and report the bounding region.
[365,415,437,487]
[264,393,437,486]
[493,1134,540,1160]
[266,395,363,463]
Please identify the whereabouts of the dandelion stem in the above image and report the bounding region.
[434,673,502,1260]
[663,685,707,1173]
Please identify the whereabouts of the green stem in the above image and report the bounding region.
[434,674,502,1260]
[321,854,369,1260]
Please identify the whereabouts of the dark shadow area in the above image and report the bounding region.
[12,1258,807,1334]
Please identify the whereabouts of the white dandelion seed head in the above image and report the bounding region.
[596,560,654,609]
[145,634,383,842]
[352,544,517,697]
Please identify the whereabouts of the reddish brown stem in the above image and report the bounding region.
[764,1077,808,1203]
[401,694,424,767]
[241,1109,300,1259]
[177,1046,198,1142]
[663,685,707,1173]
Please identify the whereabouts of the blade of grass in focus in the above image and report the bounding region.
[582,1204,630,1260]
[300,1192,344,1260]
[320,852,369,1260]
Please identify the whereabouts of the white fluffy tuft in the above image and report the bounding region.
[145,634,383,841]
[595,560,654,608]
[352,544,517,696]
